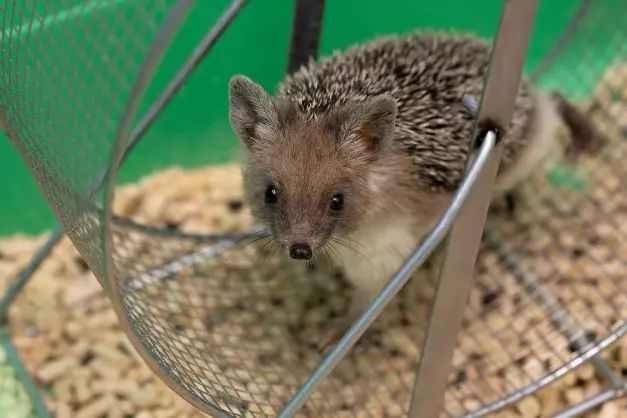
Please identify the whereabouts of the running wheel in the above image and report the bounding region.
[1,0,627,417]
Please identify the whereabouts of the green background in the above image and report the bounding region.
[0,0,617,236]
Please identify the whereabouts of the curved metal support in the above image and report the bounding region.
[101,2,245,417]
[102,0,199,287]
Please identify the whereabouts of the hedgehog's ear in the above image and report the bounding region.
[339,95,397,157]
[228,75,280,150]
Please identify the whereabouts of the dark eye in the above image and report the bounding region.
[330,193,344,211]
[265,185,278,204]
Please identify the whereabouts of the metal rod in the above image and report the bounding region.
[286,0,325,74]
[552,386,622,418]
[123,227,265,292]
[462,328,626,418]
[279,123,497,418]
[93,0,250,196]
[0,227,64,323]
[407,0,540,416]
[529,0,591,83]
[0,328,51,418]
[0,0,247,318]
[101,4,253,417]
[483,228,624,389]
[101,0,198,294]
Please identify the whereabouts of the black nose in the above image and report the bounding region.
[289,243,312,260]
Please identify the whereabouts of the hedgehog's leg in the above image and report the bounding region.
[550,91,606,158]
[320,249,442,354]
[317,287,378,355]
[490,189,521,218]
[504,191,519,216]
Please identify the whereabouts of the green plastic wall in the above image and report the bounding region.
[0,0,604,236]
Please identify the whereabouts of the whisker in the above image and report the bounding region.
[230,229,272,260]
[327,242,343,263]
[320,244,333,264]
[320,243,335,264]
[335,234,366,249]
[261,240,280,268]
[244,231,269,247]
[329,236,368,261]
[310,245,324,268]
[215,232,265,266]
[253,237,274,263]
[331,235,362,253]
[237,230,271,249]
[240,238,271,259]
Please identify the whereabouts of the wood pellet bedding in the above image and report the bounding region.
[1,63,627,418]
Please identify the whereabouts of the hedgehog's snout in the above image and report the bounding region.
[289,243,313,260]
[277,221,322,261]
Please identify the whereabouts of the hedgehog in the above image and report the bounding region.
[227,30,602,350]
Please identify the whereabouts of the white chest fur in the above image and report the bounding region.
[334,216,425,295]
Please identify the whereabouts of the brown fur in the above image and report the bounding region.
[226,30,598,350]
[235,89,428,250]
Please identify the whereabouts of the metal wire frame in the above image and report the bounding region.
[0,0,316,415]
[0,0,624,417]
[1,0,600,317]
[0,0,239,415]
[0,0,588,321]
[458,92,625,418]
[0,0,320,320]
[101,1,626,417]
[0,328,48,418]
[554,382,627,418]
[0,0,251,322]
[113,1,627,415]
[462,229,627,418]
[0,0,598,324]
[466,1,627,416]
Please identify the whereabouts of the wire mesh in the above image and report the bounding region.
[0,0,185,282]
[1,0,627,417]
[0,332,41,418]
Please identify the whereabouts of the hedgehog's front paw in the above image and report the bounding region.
[317,315,376,355]
[317,317,352,354]
[318,318,377,356]
[317,288,380,354]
